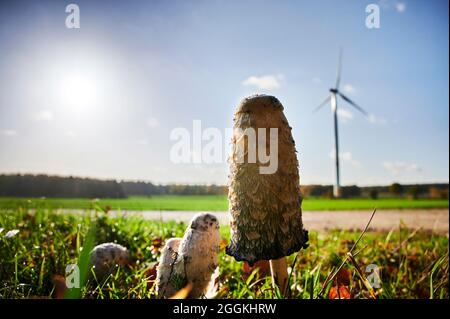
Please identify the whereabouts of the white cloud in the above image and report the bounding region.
[242,74,283,90]
[383,161,421,175]
[337,108,354,122]
[395,2,406,12]
[378,0,407,12]
[2,130,17,136]
[36,110,54,121]
[343,84,356,94]
[368,114,388,125]
[329,150,361,167]
[146,117,159,128]
[312,77,322,84]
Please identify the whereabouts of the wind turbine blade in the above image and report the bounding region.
[312,95,331,114]
[337,92,368,116]
[335,48,342,90]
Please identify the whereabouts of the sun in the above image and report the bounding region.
[59,72,98,109]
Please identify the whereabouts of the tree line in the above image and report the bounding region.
[0,174,447,199]
[0,174,227,198]
[301,183,449,199]
[0,174,125,198]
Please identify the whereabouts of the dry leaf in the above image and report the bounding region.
[169,282,193,299]
[152,237,163,248]
[335,268,351,286]
[329,285,351,299]
[52,275,67,299]
[144,262,158,289]
[219,239,228,251]
[243,260,271,279]
[205,267,220,299]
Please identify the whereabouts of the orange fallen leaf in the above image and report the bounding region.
[329,285,351,299]
[219,239,228,251]
[169,282,193,299]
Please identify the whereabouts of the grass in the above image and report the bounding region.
[0,207,448,299]
[0,196,448,211]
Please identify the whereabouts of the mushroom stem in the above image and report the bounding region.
[269,257,288,297]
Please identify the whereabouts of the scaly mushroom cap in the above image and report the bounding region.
[177,213,220,298]
[226,94,308,265]
[157,213,220,299]
[156,238,182,298]
[90,243,129,278]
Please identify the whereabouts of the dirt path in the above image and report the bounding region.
[300,209,448,234]
[98,209,449,235]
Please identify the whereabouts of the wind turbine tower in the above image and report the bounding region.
[313,50,368,198]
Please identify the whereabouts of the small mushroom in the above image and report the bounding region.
[155,237,182,298]
[176,213,221,298]
[157,213,220,299]
[90,242,129,279]
[226,94,308,294]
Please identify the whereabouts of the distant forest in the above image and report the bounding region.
[0,174,448,199]
[0,174,227,198]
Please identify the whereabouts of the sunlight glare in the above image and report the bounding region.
[59,72,98,109]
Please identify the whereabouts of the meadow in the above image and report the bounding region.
[0,196,448,211]
[0,206,448,299]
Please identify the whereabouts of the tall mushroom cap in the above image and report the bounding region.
[226,94,308,266]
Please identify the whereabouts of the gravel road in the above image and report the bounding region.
[94,209,449,235]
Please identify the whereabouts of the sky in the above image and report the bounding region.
[0,0,448,186]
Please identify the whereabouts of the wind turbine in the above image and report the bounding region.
[313,50,368,198]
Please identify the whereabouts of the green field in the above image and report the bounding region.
[0,208,448,299]
[0,196,448,211]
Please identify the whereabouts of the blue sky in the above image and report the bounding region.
[0,0,448,185]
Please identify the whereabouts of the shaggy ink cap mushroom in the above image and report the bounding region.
[226,95,309,266]
[90,242,130,278]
